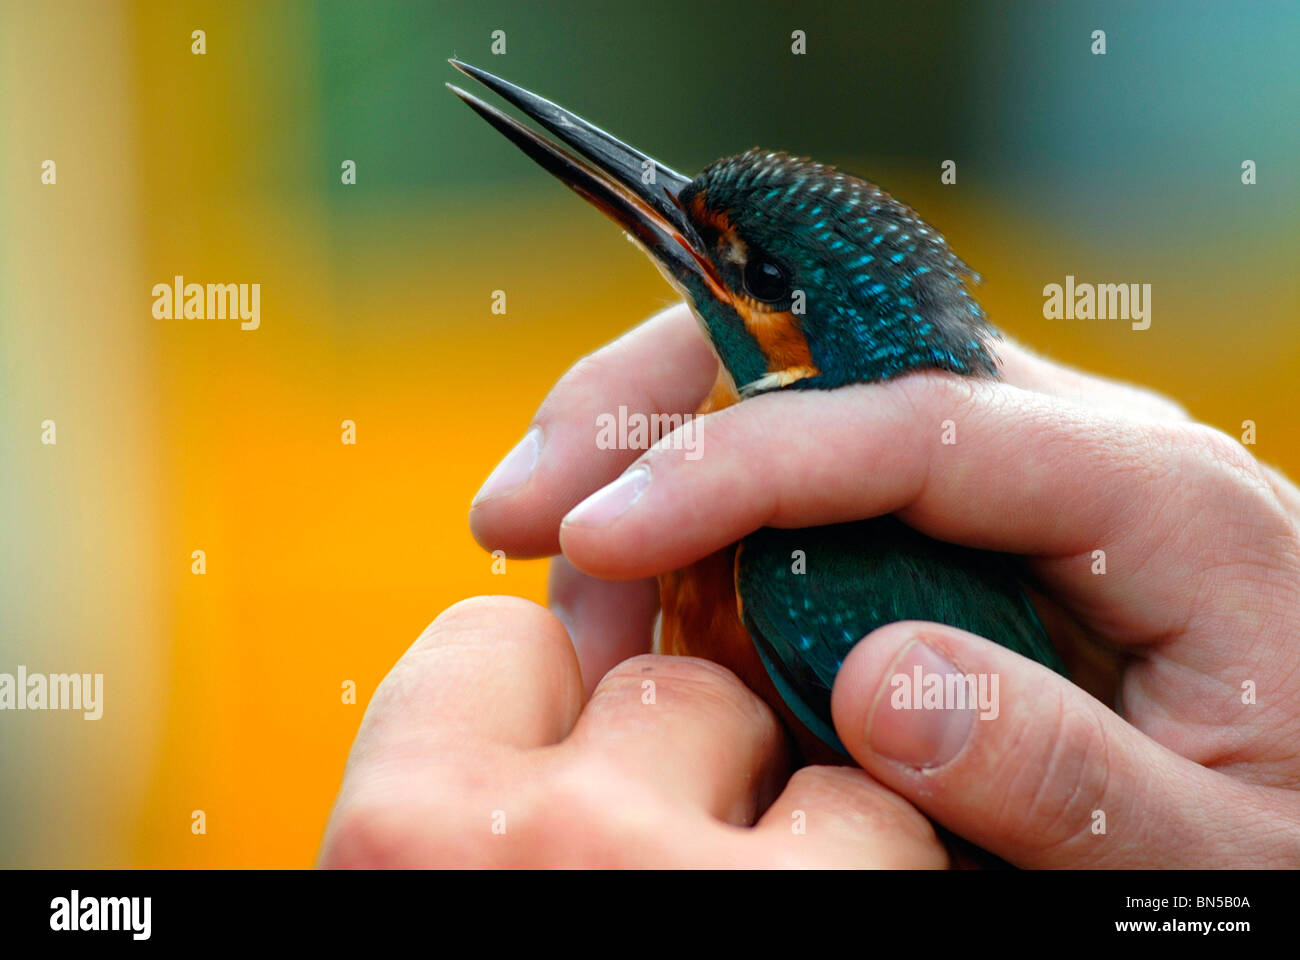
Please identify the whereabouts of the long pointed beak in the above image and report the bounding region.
[446,60,728,302]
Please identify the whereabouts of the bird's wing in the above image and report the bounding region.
[735,516,1064,754]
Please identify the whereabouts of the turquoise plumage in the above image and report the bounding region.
[737,518,1066,753]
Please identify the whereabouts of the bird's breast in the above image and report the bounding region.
[655,370,844,763]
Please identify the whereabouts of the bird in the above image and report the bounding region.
[448,60,1066,761]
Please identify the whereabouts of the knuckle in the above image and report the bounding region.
[785,765,880,812]
[600,653,769,722]
[787,766,937,839]
[326,764,544,868]
[582,654,778,755]
[1176,423,1298,541]
[896,368,982,421]
[1181,423,1264,485]
[367,596,570,734]
[527,758,666,866]
[320,794,428,869]
[410,596,562,668]
[417,595,544,646]
[555,351,615,407]
[602,652,735,689]
[1134,387,1190,421]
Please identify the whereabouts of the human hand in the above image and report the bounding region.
[317,596,946,867]
[469,302,1300,868]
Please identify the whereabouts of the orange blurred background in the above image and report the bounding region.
[1,0,1296,866]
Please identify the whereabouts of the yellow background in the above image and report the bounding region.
[1,1,1296,866]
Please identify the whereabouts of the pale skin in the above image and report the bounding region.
[318,303,1300,868]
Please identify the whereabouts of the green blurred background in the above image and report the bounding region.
[1,0,1296,866]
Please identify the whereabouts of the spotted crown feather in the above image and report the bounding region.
[686,148,1000,385]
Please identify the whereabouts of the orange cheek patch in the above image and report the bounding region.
[737,303,818,374]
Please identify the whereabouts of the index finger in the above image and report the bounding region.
[558,372,1295,650]
[469,306,1191,563]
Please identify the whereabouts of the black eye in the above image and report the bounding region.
[742,257,790,303]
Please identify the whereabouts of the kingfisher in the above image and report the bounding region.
[448,61,1065,761]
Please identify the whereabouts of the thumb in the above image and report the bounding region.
[829,620,1258,868]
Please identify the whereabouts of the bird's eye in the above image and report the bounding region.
[742,257,790,303]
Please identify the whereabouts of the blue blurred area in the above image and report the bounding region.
[306,0,1299,273]
[309,2,1296,195]
[970,0,1300,242]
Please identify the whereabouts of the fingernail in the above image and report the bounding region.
[867,639,975,768]
[562,465,650,527]
[473,428,541,505]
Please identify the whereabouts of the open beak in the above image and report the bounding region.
[446,59,728,303]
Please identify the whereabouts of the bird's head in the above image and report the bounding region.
[449,62,998,398]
